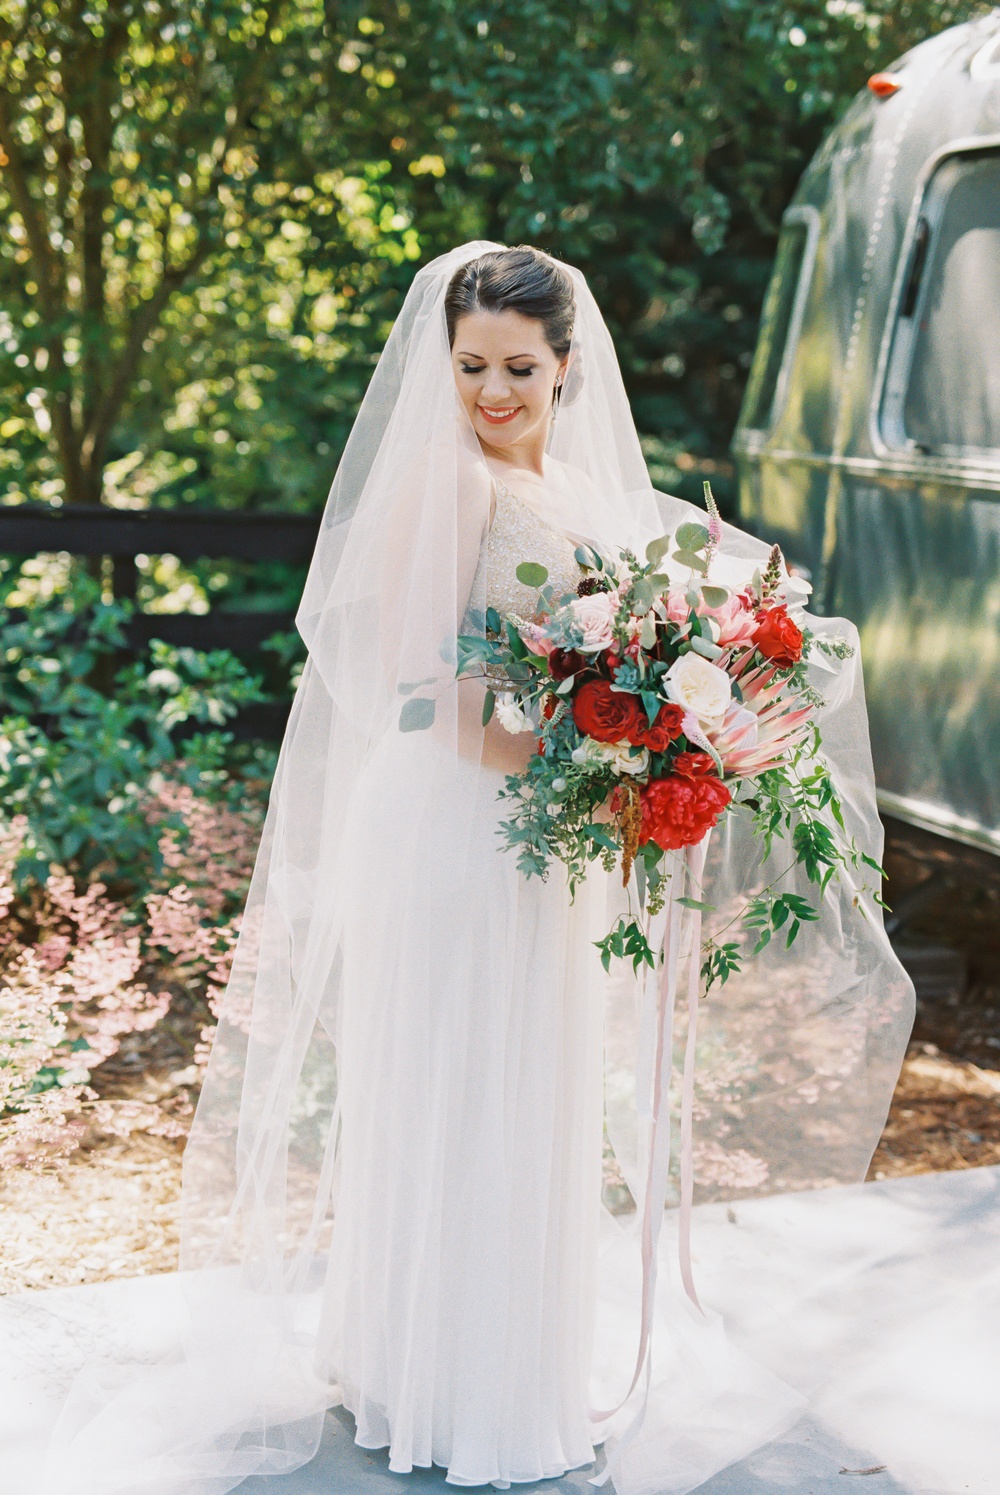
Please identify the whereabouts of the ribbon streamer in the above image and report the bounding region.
[590,832,711,1485]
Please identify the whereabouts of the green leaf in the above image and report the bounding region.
[641,689,662,725]
[516,561,549,588]
[675,521,711,552]
[688,634,723,660]
[575,544,604,572]
[482,689,496,726]
[399,697,436,732]
[397,675,437,695]
[701,585,729,608]
[678,896,716,912]
[630,577,655,612]
[672,549,709,575]
[485,607,502,633]
[644,534,672,567]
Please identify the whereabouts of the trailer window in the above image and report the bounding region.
[741,217,812,430]
[886,152,1000,459]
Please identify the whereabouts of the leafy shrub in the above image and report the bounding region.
[0,573,274,889]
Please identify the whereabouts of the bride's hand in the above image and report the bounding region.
[481,716,539,775]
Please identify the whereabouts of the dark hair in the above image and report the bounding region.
[444,246,575,357]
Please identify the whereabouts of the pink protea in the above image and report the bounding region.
[706,661,813,776]
[520,623,555,657]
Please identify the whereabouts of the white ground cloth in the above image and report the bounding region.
[2,1165,997,1495]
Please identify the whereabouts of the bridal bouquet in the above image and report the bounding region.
[455,484,882,989]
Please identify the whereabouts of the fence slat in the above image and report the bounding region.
[0,505,321,562]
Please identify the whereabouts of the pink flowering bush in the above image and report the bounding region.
[0,772,264,1172]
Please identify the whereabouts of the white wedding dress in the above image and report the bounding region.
[320,475,611,1485]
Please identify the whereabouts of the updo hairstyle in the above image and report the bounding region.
[444,246,575,358]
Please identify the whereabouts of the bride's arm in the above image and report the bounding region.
[452,460,537,776]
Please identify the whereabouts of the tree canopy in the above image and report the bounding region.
[0,0,990,525]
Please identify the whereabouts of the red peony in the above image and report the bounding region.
[753,603,803,666]
[633,703,686,753]
[572,679,645,743]
[638,769,731,851]
[549,647,587,680]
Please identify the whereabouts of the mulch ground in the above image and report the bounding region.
[3,821,998,1296]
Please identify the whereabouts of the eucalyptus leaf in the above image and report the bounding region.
[482,689,496,726]
[399,696,436,732]
[675,521,710,552]
[631,577,655,611]
[672,549,709,575]
[397,675,437,695]
[644,534,671,567]
[639,614,658,650]
[701,585,729,608]
[689,634,723,660]
[516,560,549,588]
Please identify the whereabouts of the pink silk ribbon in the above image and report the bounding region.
[589,833,710,1483]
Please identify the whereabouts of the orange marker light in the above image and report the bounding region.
[868,72,903,97]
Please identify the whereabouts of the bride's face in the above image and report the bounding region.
[451,309,567,453]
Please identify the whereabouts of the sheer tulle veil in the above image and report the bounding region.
[42,243,913,1495]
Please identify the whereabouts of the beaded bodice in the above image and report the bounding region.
[472,473,583,620]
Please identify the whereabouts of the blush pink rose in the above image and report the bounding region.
[570,590,618,652]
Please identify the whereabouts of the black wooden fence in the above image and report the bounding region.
[0,504,322,737]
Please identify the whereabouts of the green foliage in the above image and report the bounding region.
[0,0,990,526]
[595,915,655,974]
[0,575,270,886]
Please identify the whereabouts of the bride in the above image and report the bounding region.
[45,243,912,1495]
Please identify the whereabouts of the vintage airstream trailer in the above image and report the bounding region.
[733,13,1000,860]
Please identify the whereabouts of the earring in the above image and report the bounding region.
[551,378,562,418]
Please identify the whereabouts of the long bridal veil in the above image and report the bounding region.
[42,243,913,1495]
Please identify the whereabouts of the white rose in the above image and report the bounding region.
[494,693,534,734]
[664,653,732,726]
[571,738,649,777]
[570,590,618,652]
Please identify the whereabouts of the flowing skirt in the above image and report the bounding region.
[317,733,610,1487]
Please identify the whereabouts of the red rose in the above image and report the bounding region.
[549,647,587,680]
[572,679,645,743]
[638,771,731,851]
[633,702,686,753]
[672,750,719,779]
[753,603,803,666]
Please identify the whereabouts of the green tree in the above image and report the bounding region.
[0,0,991,526]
